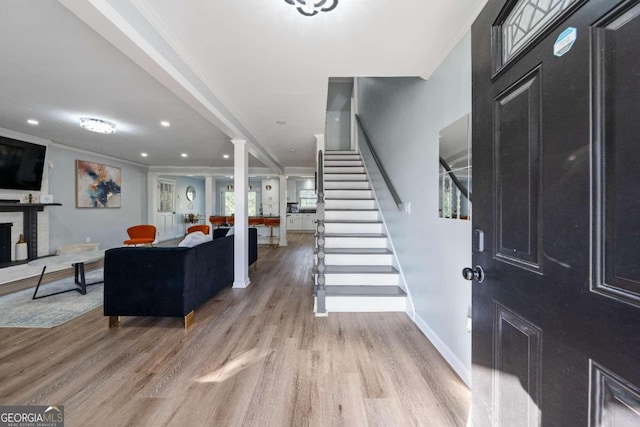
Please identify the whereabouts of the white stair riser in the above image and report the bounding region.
[324,181,370,190]
[320,253,393,266]
[324,150,360,156]
[324,155,361,161]
[324,190,373,199]
[324,166,365,174]
[325,199,376,210]
[324,223,383,234]
[324,237,387,248]
[320,273,399,286]
[324,160,362,167]
[325,174,367,181]
[318,296,407,312]
[325,210,379,221]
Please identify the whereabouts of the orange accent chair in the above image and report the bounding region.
[123,225,156,246]
[187,224,210,235]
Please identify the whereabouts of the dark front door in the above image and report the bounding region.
[471,0,640,425]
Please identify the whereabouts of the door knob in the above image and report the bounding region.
[462,265,485,283]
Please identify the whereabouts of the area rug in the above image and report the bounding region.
[0,269,104,328]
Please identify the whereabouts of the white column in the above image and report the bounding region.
[279,174,287,246]
[232,139,250,288]
[205,176,214,224]
[147,173,158,225]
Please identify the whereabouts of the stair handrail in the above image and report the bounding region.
[439,156,472,202]
[315,149,326,315]
[355,114,403,210]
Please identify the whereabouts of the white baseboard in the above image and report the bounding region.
[233,279,251,289]
[412,312,471,387]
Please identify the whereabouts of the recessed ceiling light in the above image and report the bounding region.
[223,154,230,159]
[276,120,286,125]
[181,153,188,158]
[80,117,116,134]
[161,121,170,127]
[141,152,148,157]
[27,119,39,125]
[289,148,296,152]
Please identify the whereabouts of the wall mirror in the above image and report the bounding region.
[439,114,472,220]
[186,186,196,201]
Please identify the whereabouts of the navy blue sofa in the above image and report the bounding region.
[104,228,257,328]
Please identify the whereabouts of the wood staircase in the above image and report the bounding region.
[314,150,407,313]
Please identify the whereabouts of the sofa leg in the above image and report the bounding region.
[108,316,121,327]
[184,310,195,329]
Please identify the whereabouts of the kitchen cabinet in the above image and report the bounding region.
[287,215,303,230]
[302,213,316,231]
[287,213,316,232]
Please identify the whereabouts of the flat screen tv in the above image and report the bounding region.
[0,136,47,191]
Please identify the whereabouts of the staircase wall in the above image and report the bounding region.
[355,32,472,386]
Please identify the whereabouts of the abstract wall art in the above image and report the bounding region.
[76,160,122,208]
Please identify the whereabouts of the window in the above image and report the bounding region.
[299,189,317,210]
[223,191,257,216]
[158,180,175,212]
[502,0,578,63]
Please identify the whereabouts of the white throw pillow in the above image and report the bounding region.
[226,226,235,236]
[178,231,209,247]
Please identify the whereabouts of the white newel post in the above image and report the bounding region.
[279,174,287,246]
[232,139,250,288]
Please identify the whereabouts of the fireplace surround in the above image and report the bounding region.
[0,223,11,264]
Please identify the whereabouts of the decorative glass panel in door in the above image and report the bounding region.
[502,0,579,63]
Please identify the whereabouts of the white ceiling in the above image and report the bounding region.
[0,0,485,172]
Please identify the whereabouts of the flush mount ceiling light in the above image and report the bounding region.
[27,119,39,125]
[80,117,116,134]
[284,0,338,17]
[141,152,148,157]
[223,154,230,159]
[160,121,170,127]
[181,153,188,158]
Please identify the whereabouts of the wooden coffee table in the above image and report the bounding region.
[28,250,105,299]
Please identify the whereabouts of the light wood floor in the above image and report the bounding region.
[0,233,469,426]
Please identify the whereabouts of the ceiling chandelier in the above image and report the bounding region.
[285,0,338,17]
[80,117,117,134]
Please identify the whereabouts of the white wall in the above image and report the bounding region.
[356,33,472,385]
[160,175,205,235]
[48,144,148,252]
[326,81,353,151]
